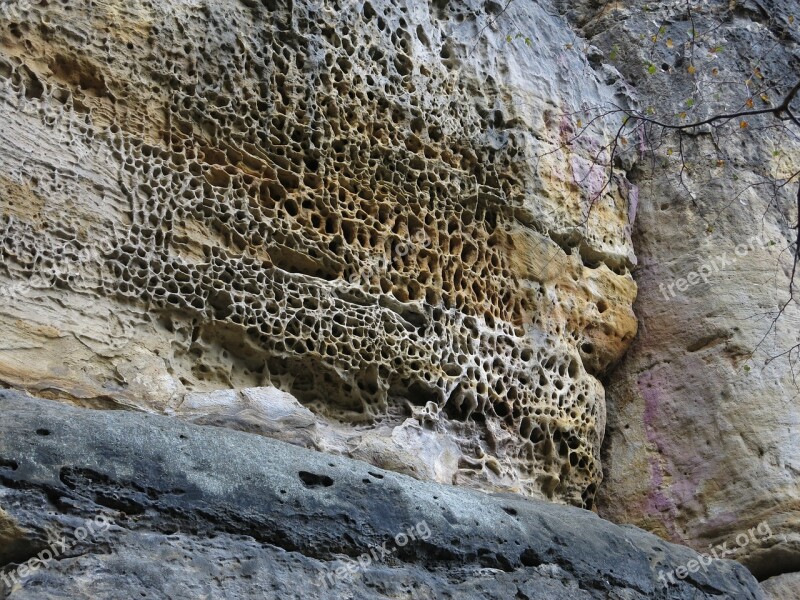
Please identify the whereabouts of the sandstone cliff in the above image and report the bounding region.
[0,0,798,598]
[0,0,637,506]
[557,1,800,594]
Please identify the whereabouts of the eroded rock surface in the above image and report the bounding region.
[0,391,766,599]
[557,0,800,586]
[0,0,638,504]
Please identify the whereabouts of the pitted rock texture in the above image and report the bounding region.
[0,0,637,504]
[557,0,800,585]
[0,392,766,600]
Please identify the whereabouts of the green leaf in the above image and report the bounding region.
[524,37,532,46]
[743,365,751,372]
[506,34,512,42]
[647,63,657,74]
[686,98,695,107]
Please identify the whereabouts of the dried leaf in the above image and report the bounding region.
[740,120,749,128]
[687,64,696,74]
[746,98,754,108]
[666,38,674,48]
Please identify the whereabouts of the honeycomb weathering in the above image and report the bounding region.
[0,0,637,505]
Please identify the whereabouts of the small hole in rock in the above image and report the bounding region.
[298,471,334,488]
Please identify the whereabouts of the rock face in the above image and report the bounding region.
[0,391,766,599]
[762,572,800,600]
[0,0,639,505]
[2,0,799,595]
[171,385,464,482]
[557,0,800,584]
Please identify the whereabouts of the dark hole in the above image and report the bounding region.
[298,471,334,488]
[36,428,50,436]
[520,548,543,567]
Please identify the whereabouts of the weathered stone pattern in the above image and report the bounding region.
[0,0,637,505]
[0,392,767,600]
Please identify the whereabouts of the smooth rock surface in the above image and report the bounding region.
[762,571,800,600]
[0,390,765,599]
[558,0,800,582]
[170,385,463,483]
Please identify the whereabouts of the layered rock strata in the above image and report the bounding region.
[0,391,766,600]
[0,0,638,505]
